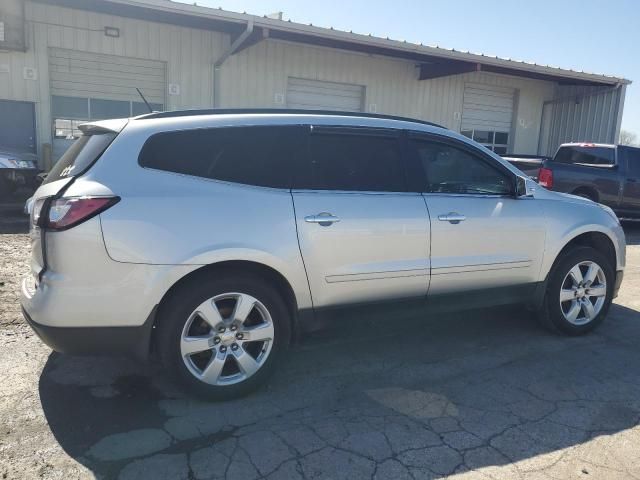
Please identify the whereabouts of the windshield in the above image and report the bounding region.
[44,133,116,185]
[554,146,615,166]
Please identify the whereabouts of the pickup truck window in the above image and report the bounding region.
[554,146,615,166]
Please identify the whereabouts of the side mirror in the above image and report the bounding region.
[516,176,536,198]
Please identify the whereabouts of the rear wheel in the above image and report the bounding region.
[157,273,291,400]
[538,246,614,335]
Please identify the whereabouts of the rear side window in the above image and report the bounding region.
[295,129,405,192]
[44,133,116,185]
[139,126,303,189]
[554,146,615,166]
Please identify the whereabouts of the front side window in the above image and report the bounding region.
[139,126,303,189]
[461,129,509,155]
[295,129,405,192]
[408,139,513,195]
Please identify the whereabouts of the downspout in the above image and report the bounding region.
[213,20,254,108]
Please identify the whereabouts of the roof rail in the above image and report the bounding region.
[135,108,446,129]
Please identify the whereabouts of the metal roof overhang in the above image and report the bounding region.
[36,0,630,87]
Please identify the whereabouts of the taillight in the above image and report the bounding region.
[538,167,553,189]
[39,196,119,230]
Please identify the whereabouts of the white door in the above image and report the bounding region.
[460,83,515,155]
[405,135,546,295]
[287,78,364,112]
[292,127,430,308]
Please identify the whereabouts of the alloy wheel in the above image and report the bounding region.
[559,261,607,326]
[180,292,275,386]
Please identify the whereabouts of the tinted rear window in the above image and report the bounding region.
[44,133,116,185]
[139,126,303,189]
[554,146,615,166]
[295,130,405,192]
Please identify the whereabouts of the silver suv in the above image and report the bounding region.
[21,110,626,399]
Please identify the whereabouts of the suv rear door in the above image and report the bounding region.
[291,126,430,308]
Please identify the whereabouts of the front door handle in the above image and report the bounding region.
[438,212,466,224]
[305,212,340,226]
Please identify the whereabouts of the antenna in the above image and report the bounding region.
[136,88,153,113]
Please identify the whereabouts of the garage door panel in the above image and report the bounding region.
[50,64,166,86]
[287,77,364,112]
[461,83,514,133]
[49,48,166,104]
[49,48,166,161]
[50,71,166,91]
[49,48,165,71]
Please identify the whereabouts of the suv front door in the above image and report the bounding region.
[292,127,430,308]
[406,134,547,299]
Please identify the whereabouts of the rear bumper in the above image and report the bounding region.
[21,306,155,361]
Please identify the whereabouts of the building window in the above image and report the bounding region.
[461,130,509,155]
[51,95,163,138]
[54,119,85,139]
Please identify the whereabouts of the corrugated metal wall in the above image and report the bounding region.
[0,1,227,153]
[220,39,555,154]
[541,84,625,155]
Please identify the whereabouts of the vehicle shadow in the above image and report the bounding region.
[38,302,640,479]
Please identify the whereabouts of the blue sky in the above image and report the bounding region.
[181,0,639,136]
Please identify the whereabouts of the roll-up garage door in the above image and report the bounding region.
[287,77,364,112]
[460,83,515,154]
[49,48,166,160]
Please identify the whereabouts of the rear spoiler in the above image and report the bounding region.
[78,118,129,135]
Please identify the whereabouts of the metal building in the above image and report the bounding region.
[0,0,631,167]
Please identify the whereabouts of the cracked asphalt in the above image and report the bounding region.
[1,197,640,479]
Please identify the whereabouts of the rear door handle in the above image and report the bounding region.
[438,212,466,224]
[627,178,637,183]
[304,213,340,226]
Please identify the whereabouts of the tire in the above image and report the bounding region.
[537,246,614,335]
[156,272,291,400]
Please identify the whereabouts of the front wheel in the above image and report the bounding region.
[538,246,614,335]
[157,273,291,400]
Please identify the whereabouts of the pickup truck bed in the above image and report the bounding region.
[538,143,640,219]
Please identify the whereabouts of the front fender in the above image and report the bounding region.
[540,217,625,282]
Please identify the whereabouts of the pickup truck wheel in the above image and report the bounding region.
[156,273,291,400]
[538,246,614,335]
